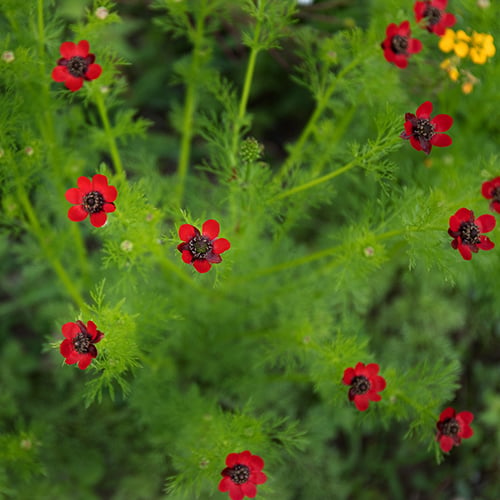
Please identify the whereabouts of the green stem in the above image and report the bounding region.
[395,391,438,422]
[16,186,86,310]
[175,4,206,207]
[276,56,362,181]
[272,158,357,201]
[94,89,125,179]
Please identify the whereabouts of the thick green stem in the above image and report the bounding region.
[94,89,125,179]
[175,4,206,207]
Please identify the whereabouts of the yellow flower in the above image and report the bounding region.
[469,32,495,64]
[439,29,470,58]
[440,58,460,81]
[462,81,474,94]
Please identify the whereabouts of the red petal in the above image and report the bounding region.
[404,121,414,135]
[477,236,494,250]
[77,176,92,192]
[458,243,472,260]
[181,250,193,263]
[368,392,382,402]
[475,214,496,233]
[202,219,220,239]
[491,201,500,214]
[86,63,102,80]
[62,322,80,339]
[60,339,74,357]
[65,75,84,92]
[442,13,456,29]
[414,2,426,21]
[226,453,240,468]
[397,21,411,36]
[457,410,474,425]
[481,181,494,199]
[193,259,211,273]
[410,136,423,151]
[52,65,69,82]
[342,367,355,385]
[75,40,90,57]
[64,351,80,365]
[77,353,93,370]
[65,187,82,204]
[438,435,454,452]
[373,375,387,392]
[393,54,409,69]
[433,0,447,9]
[68,205,88,222]
[103,203,116,213]
[249,454,264,471]
[86,320,97,337]
[240,482,257,498]
[252,471,267,485]
[218,477,232,493]
[453,208,474,224]
[213,238,231,254]
[386,23,398,38]
[179,224,197,241]
[416,101,433,119]
[460,425,473,439]
[431,114,453,132]
[354,395,370,411]
[439,407,456,422]
[90,212,107,227]
[408,38,423,54]
[92,174,109,191]
[60,41,77,59]
[430,133,452,148]
[205,252,222,264]
[365,363,380,377]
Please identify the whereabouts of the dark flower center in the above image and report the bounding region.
[188,235,213,259]
[227,464,250,485]
[459,221,481,245]
[492,187,500,203]
[67,56,89,77]
[424,6,442,26]
[83,191,105,214]
[350,375,371,395]
[391,35,409,54]
[413,119,435,140]
[73,332,92,354]
[439,418,460,436]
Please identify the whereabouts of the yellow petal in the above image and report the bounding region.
[455,42,470,58]
[449,68,460,81]
[439,36,455,53]
[456,30,471,43]
[470,48,486,64]
[462,82,474,94]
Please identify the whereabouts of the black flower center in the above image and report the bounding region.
[350,375,370,395]
[73,332,92,354]
[83,191,105,214]
[413,119,435,140]
[188,235,213,259]
[67,56,89,78]
[227,464,250,485]
[492,187,500,203]
[459,221,481,245]
[391,35,409,54]
[424,6,442,26]
[440,418,460,436]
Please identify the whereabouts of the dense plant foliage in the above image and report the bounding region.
[1,0,499,498]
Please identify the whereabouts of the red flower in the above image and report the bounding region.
[414,0,456,36]
[51,40,102,92]
[59,320,104,370]
[218,451,267,500]
[436,407,474,452]
[448,208,496,260]
[400,101,453,154]
[381,21,423,69]
[481,177,500,214]
[65,174,117,227]
[342,362,386,411]
[177,219,230,273]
